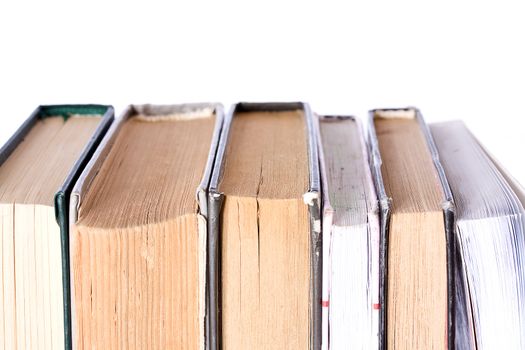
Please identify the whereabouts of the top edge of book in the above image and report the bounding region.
[318,114,379,223]
[129,103,219,121]
[208,101,321,202]
[430,120,525,219]
[39,104,113,119]
[0,104,113,166]
[0,105,114,205]
[234,101,306,112]
[318,115,357,122]
[372,107,417,120]
[70,103,224,224]
[368,107,454,212]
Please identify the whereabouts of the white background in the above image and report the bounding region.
[1,0,524,182]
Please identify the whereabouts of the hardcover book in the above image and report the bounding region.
[431,121,525,349]
[68,103,223,350]
[207,102,321,350]
[0,104,114,350]
[368,107,455,349]
[318,115,380,349]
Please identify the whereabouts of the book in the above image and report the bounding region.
[318,115,380,349]
[430,121,525,349]
[368,108,455,349]
[0,104,114,350]
[207,102,321,349]
[69,104,223,349]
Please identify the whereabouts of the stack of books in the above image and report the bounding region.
[0,102,523,350]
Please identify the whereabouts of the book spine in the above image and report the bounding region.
[206,191,223,350]
[305,103,322,350]
[367,110,391,350]
[54,105,114,350]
